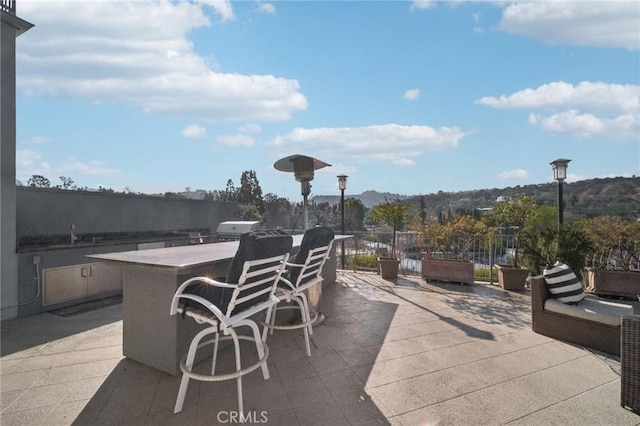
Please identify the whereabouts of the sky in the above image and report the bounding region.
[14,0,640,202]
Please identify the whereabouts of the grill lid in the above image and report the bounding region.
[215,221,261,238]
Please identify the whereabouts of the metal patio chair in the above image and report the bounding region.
[262,226,334,356]
[169,232,292,416]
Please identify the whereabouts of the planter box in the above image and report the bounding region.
[495,265,528,291]
[378,258,400,279]
[421,258,474,285]
[585,268,640,299]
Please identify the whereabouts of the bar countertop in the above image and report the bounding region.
[88,234,352,271]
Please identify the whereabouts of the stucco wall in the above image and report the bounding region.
[1,19,19,320]
[13,187,239,317]
[17,187,237,242]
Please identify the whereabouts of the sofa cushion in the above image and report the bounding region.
[543,261,585,304]
[544,297,634,327]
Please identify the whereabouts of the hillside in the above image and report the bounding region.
[312,176,640,220]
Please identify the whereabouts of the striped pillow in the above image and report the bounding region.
[543,261,585,304]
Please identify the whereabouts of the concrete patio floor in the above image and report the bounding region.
[2,270,639,425]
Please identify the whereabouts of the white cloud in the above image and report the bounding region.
[215,134,255,147]
[393,158,416,166]
[476,81,639,115]
[269,123,467,164]
[58,157,123,177]
[403,89,420,101]
[410,0,436,11]
[238,123,262,133]
[182,124,207,138]
[255,1,276,15]
[30,136,49,144]
[498,169,528,180]
[477,81,640,141]
[499,1,640,50]
[16,150,50,177]
[17,1,307,123]
[16,150,122,182]
[528,110,638,141]
[197,0,235,21]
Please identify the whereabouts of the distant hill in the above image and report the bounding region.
[312,176,640,219]
[312,190,410,208]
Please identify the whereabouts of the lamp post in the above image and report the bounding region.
[550,158,571,234]
[337,174,348,268]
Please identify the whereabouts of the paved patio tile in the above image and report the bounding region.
[2,270,637,425]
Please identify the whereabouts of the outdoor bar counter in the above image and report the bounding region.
[88,234,350,375]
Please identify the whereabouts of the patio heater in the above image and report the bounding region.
[274,154,331,230]
[550,158,570,234]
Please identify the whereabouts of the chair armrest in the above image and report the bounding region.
[277,276,296,292]
[531,275,550,312]
[170,294,225,318]
[170,276,239,316]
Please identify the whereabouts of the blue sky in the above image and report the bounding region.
[15,0,640,201]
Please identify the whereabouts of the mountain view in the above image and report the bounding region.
[312,176,640,220]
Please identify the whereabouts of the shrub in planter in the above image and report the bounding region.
[371,199,408,279]
[578,216,640,298]
[414,214,489,285]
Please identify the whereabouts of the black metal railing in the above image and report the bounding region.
[335,230,637,281]
[1,0,16,14]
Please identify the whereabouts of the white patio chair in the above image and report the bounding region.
[169,232,292,416]
[261,226,334,356]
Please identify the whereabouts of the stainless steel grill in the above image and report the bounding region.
[215,221,261,240]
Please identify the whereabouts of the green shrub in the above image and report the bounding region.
[348,253,378,269]
[474,267,493,282]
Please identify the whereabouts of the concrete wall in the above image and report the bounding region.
[17,187,237,240]
[14,187,239,318]
[1,9,33,320]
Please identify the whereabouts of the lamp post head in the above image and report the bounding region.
[550,158,571,182]
[337,174,348,191]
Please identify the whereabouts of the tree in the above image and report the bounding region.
[344,197,366,232]
[238,170,265,220]
[578,216,640,271]
[223,179,237,202]
[238,203,263,222]
[371,199,408,259]
[58,176,75,190]
[263,193,292,229]
[505,203,595,279]
[27,175,50,188]
[482,195,538,268]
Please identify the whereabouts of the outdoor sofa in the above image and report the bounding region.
[531,275,634,356]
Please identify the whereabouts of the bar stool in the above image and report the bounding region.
[169,232,292,416]
[262,227,334,356]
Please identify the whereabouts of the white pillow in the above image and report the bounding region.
[543,261,585,304]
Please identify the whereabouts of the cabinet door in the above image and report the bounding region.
[43,265,89,306]
[87,262,122,295]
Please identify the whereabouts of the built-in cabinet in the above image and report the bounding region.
[42,262,122,306]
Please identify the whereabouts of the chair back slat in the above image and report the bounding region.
[293,243,332,287]
[289,227,334,284]
[226,254,289,316]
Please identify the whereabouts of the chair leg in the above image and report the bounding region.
[262,305,274,343]
[269,300,278,335]
[248,320,271,380]
[298,291,314,336]
[174,326,217,414]
[211,332,219,376]
[291,295,311,357]
[227,328,244,418]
